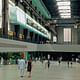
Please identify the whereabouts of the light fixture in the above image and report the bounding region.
[56,0,71,18]
[59,9,71,13]
[60,13,71,16]
[57,1,70,6]
[61,15,71,18]
[58,6,70,10]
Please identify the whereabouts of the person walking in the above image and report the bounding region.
[1,57,4,65]
[71,61,73,68]
[26,58,33,78]
[58,59,61,65]
[18,57,25,78]
[67,60,69,68]
[48,59,50,69]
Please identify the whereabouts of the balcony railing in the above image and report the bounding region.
[0,34,46,44]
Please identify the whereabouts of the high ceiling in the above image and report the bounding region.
[42,0,59,18]
[42,0,80,19]
[71,0,80,18]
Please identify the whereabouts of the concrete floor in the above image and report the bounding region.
[0,61,80,80]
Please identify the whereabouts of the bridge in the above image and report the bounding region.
[0,38,80,52]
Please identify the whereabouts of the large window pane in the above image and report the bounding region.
[64,28,71,42]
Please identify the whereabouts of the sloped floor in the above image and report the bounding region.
[0,61,80,80]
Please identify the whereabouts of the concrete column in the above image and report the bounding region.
[27,30,31,41]
[77,28,80,44]
[51,33,54,41]
[37,35,40,43]
[24,52,28,60]
[32,33,35,42]
[34,34,39,43]
[2,0,9,36]
[42,37,44,43]
[35,34,37,41]
[30,32,33,42]
[40,37,43,44]
[39,36,41,43]
[15,25,20,39]
[23,29,28,40]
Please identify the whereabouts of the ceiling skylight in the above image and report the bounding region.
[61,16,71,18]
[60,13,71,16]
[56,0,71,18]
[59,10,71,13]
[58,6,70,10]
[57,2,70,6]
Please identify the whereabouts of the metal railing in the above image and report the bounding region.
[0,34,46,44]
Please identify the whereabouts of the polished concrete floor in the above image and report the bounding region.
[0,61,80,80]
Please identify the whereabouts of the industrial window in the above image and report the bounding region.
[64,28,71,42]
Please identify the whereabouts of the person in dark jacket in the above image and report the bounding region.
[26,58,33,78]
[48,59,50,69]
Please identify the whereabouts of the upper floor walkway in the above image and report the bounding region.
[0,38,80,52]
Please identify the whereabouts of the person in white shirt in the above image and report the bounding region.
[44,60,48,69]
[18,57,25,77]
[1,57,4,65]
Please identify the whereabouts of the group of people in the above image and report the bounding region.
[18,57,32,78]
[18,57,52,78]
[67,60,73,68]
[0,56,74,78]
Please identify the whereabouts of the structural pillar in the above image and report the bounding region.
[32,33,35,42]
[37,35,40,43]
[15,25,20,39]
[24,52,29,60]
[27,30,31,41]
[2,0,9,36]
[23,29,28,40]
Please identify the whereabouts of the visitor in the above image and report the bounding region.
[26,58,33,78]
[18,57,25,78]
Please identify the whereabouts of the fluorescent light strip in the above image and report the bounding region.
[56,0,70,1]
[59,9,71,13]
[61,16,71,18]
[57,1,70,6]
[56,0,71,18]
[56,0,62,1]
[58,6,70,9]
[60,13,71,16]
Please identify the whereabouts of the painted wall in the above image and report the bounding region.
[57,27,63,44]
[56,26,78,44]
[77,28,80,44]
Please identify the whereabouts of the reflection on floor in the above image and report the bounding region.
[0,61,80,80]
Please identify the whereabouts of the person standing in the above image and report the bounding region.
[26,58,32,78]
[18,57,25,78]
[1,57,4,65]
[58,59,61,65]
[44,59,47,69]
[48,59,50,69]
[71,61,73,68]
[67,60,69,68]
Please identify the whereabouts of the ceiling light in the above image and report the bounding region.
[60,13,71,16]
[59,9,71,13]
[56,0,71,18]
[61,15,71,18]
[57,1,70,6]
[56,0,70,1]
[58,6,70,10]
